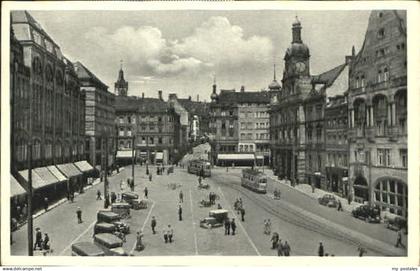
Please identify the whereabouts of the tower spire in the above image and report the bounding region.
[273,63,276,80]
[120,59,123,70]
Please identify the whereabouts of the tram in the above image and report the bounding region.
[241,168,267,193]
[187,159,211,177]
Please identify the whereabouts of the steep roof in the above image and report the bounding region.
[312,63,347,88]
[216,91,271,105]
[73,61,108,90]
[115,96,170,114]
[178,99,210,117]
[11,10,55,43]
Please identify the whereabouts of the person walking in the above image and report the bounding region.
[151,216,157,234]
[96,190,102,200]
[267,219,272,234]
[178,205,183,221]
[263,219,268,234]
[167,225,174,243]
[240,207,245,222]
[277,239,283,256]
[76,207,83,224]
[135,231,144,251]
[42,233,50,250]
[395,229,404,248]
[33,228,43,250]
[144,187,148,199]
[149,173,153,182]
[318,242,324,257]
[224,218,230,235]
[231,218,236,235]
[179,190,184,203]
[43,197,49,212]
[271,233,279,249]
[283,241,291,256]
[357,246,367,256]
[337,200,343,211]
[111,192,117,204]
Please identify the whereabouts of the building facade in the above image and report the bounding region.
[74,62,116,168]
[347,10,407,216]
[11,11,86,170]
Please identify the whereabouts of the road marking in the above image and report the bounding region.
[59,219,97,255]
[217,186,261,256]
[129,199,155,255]
[189,188,199,255]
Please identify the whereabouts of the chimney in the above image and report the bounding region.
[188,96,191,101]
[142,92,144,99]
[197,94,199,102]
[240,86,245,92]
[158,90,163,100]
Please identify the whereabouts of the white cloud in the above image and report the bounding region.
[83,16,273,77]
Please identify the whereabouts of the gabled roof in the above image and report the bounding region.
[312,63,349,98]
[11,10,55,43]
[115,96,170,114]
[73,61,108,90]
[216,91,271,105]
[312,63,347,88]
[177,99,210,117]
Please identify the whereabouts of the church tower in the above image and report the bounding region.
[114,60,128,96]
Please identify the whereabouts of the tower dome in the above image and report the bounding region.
[210,75,218,102]
[268,64,281,90]
[285,16,310,60]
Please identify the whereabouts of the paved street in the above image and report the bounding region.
[11,165,406,256]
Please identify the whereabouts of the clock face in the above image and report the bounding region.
[295,62,306,73]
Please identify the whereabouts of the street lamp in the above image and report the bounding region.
[131,135,135,186]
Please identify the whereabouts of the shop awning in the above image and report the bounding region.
[18,169,45,190]
[217,154,255,160]
[116,150,133,158]
[74,160,94,173]
[34,167,61,187]
[156,152,163,160]
[11,175,26,197]
[47,165,67,182]
[57,163,83,178]
[342,177,349,182]
[256,155,264,160]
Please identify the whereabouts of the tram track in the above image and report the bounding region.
[210,171,394,256]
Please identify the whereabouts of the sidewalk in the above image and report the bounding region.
[264,170,362,213]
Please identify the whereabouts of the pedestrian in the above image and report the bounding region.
[127,178,130,186]
[70,192,74,203]
[179,190,184,203]
[224,218,230,235]
[111,192,117,204]
[231,218,236,235]
[395,229,404,248]
[198,176,202,186]
[151,216,157,234]
[277,239,283,256]
[136,231,144,251]
[96,190,102,200]
[283,241,291,256]
[267,219,272,234]
[217,203,222,209]
[357,246,367,257]
[263,219,268,234]
[208,192,212,204]
[42,233,50,250]
[43,197,49,212]
[240,207,245,222]
[337,200,343,211]
[163,230,168,243]
[347,194,352,205]
[271,232,279,249]
[130,179,135,192]
[144,187,148,199]
[178,205,183,221]
[146,166,149,175]
[167,225,174,243]
[318,242,324,257]
[76,207,83,224]
[149,173,152,182]
[120,180,124,191]
[33,228,43,250]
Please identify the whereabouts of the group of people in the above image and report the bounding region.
[33,227,50,252]
[224,218,237,235]
[270,232,291,256]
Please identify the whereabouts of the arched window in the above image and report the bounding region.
[383,67,389,81]
[353,99,366,130]
[55,142,62,158]
[33,139,41,160]
[373,95,388,136]
[374,178,407,216]
[16,139,27,162]
[354,176,369,203]
[44,141,52,159]
[395,89,407,134]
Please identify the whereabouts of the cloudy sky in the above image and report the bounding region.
[29,10,370,100]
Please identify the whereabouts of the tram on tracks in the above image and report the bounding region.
[187,159,211,177]
[241,168,267,193]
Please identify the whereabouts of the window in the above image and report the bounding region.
[383,67,389,81]
[400,149,407,168]
[119,117,124,124]
[119,141,124,148]
[149,137,154,144]
[158,117,162,122]
[308,155,312,170]
[377,28,385,39]
[119,127,124,136]
[318,155,322,171]
[158,137,163,144]
[45,143,52,159]
[127,116,131,124]
[141,137,146,145]
[127,128,132,137]
[377,149,391,166]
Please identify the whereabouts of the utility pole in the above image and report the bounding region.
[27,140,33,256]
[132,135,135,184]
[104,136,109,209]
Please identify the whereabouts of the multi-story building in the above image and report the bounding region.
[210,83,271,166]
[115,80,180,165]
[74,61,116,168]
[324,94,349,196]
[176,96,211,142]
[347,10,407,216]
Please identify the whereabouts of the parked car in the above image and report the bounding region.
[94,222,116,235]
[111,202,131,218]
[199,209,228,229]
[121,192,139,207]
[131,199,148,210]
[385,215,407,232]
[351,205,381,223]
[71,242,105,256]
[93,233,128,256]
[318,194,339,208]
[97,210,130,233]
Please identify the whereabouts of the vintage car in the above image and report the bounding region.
[384,215,407,232]
[71,241,105,256]
[97,210,130,233]
[351,205,381,223]
[114,221,130,234]
[199,209,228,229]
[318,194,339,208]
[94,222,116,235]
[93,233,128,256]
[131,199,148,210]
[122,192,140,206]
[111,202,131,218]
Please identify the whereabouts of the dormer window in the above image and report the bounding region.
[378,12,384,18]
[377,28,385,39]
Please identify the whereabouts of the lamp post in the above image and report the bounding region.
[131,135,135,184]
[27,139,33,256]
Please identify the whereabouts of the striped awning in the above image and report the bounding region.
[57,163,83,178]
[217,154,255,160]
[18,169,45,190]
[34,167,60,187]
[47,165,67,182]
[11,175,26,197]
[116,150,133,158]
[156,152,163,160]
[74,160,94,173]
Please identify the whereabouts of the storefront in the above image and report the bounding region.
[116,150,134,166]
[216,153,255,167]
[10,175,26,222]
[57,163,83,195]
[74,160,96,185]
